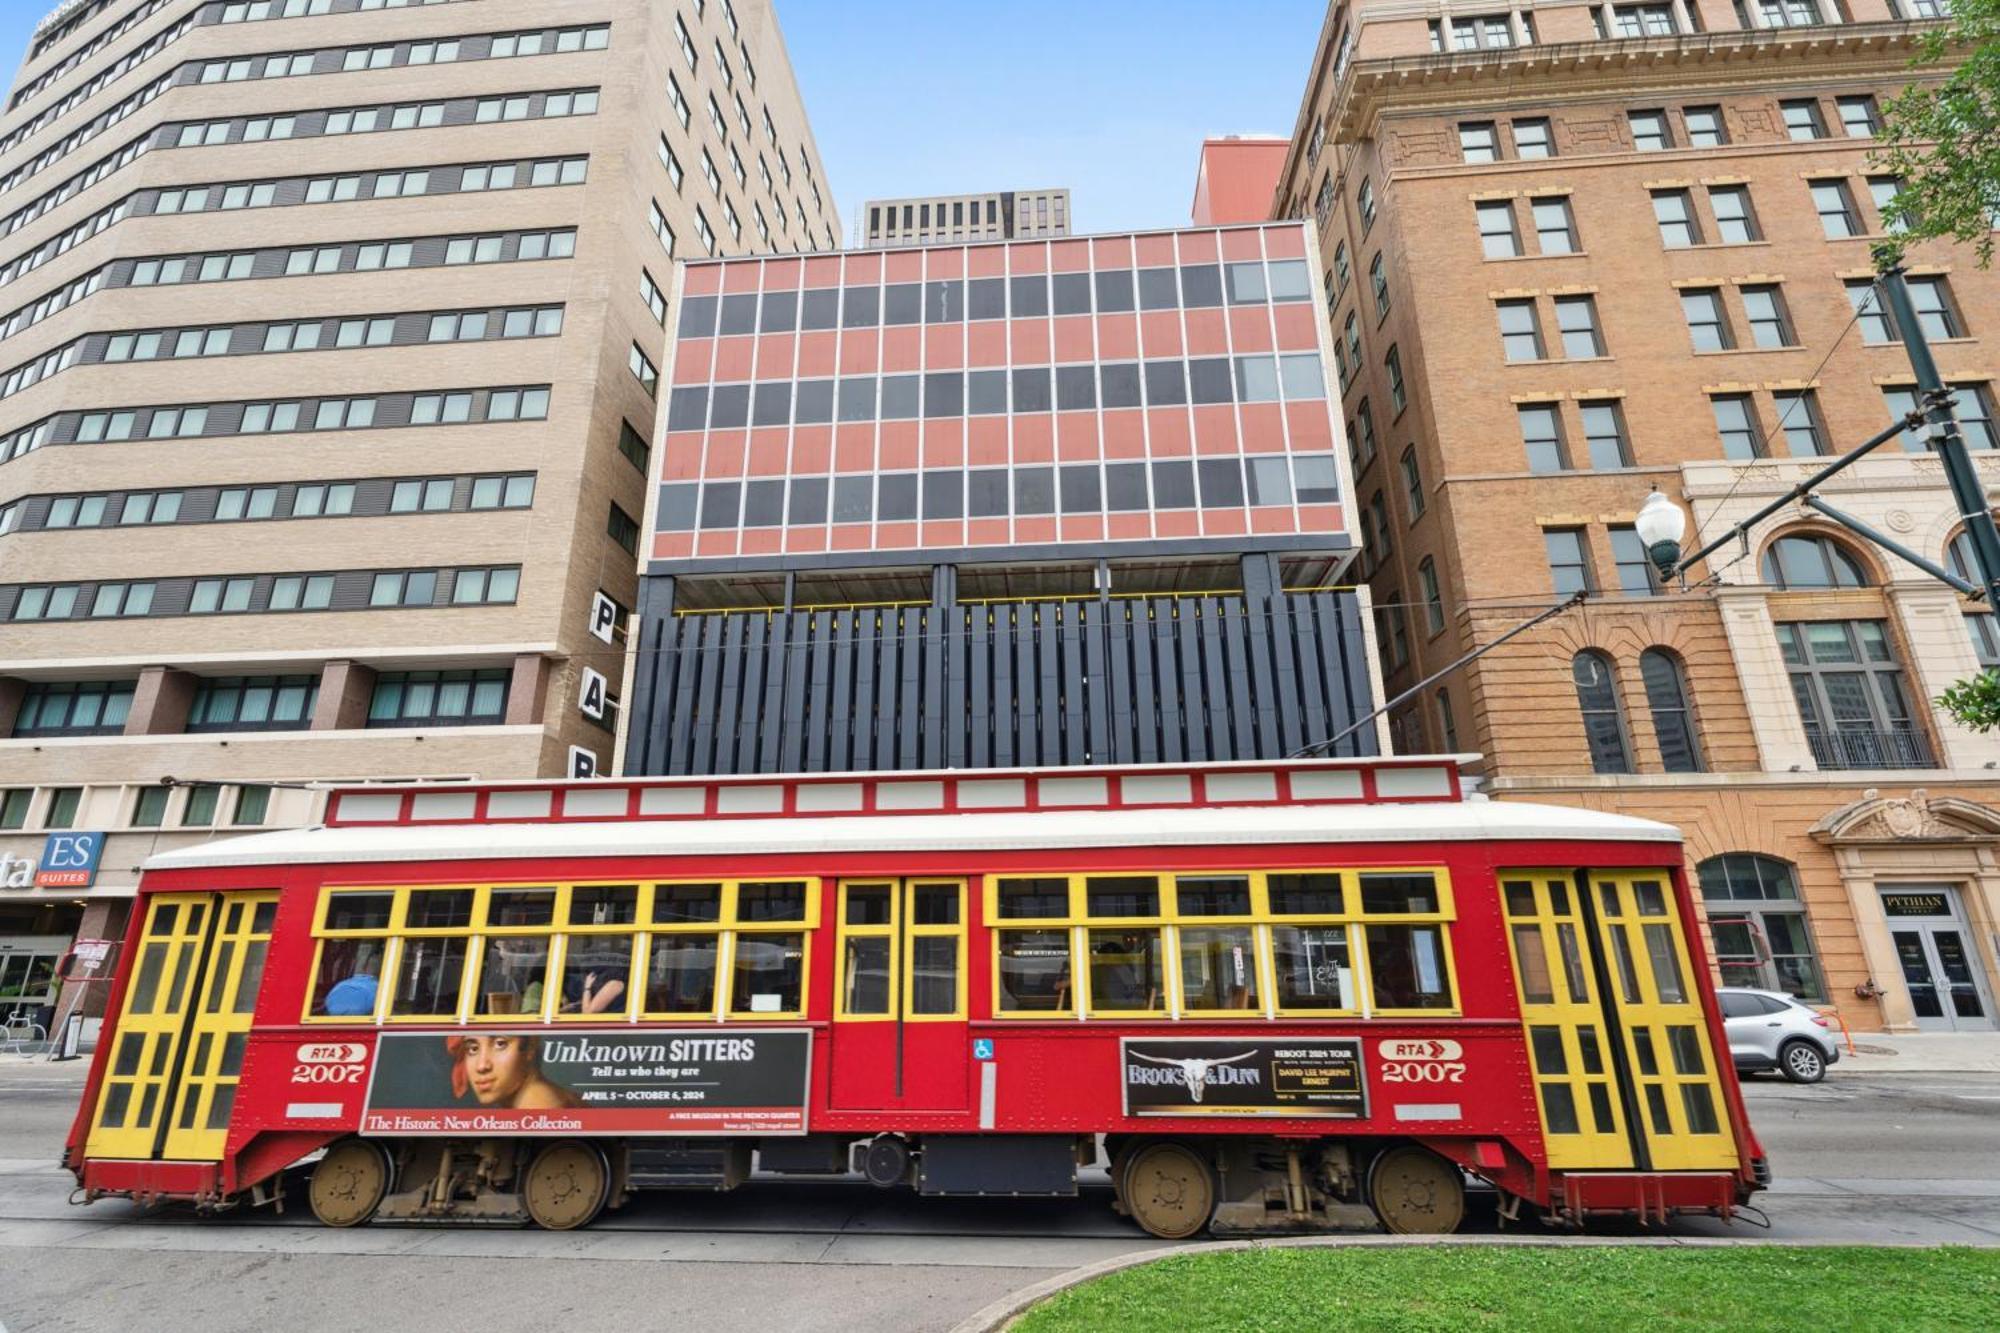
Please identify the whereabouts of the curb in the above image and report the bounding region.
[944,1231,1982,1333]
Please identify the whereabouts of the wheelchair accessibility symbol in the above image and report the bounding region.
[973,1039,995,1060]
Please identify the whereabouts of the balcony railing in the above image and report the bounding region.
[1805,727,1936,770]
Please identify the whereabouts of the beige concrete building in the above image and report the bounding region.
[863,188,1069,247]
[0,0,840,1032]
[1275,1,2000,1033]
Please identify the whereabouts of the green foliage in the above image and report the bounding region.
[1939,669,2000,730]
[1015,1245,2000,1332]
[1876,0,2000,267]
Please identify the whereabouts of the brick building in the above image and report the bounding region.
[0,0,841,1028]
[622,222,1385,777]
[1275,0,1999,1032]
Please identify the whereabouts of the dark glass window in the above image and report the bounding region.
[967,469,1009,516]
[759,291,797,332]
[1144,359,1187,406]
[793,379,834,423]
[1014,467,1055,514]
[841,285,879,327]
[708,384,749,428]
[1572,651,1632,775]
[925,280,964,322]
[1295,455,1339,504]
[966,278,1006,320]
[1051,272,1092,315]
[189,675,318,733]
[1060,465,1101,513]
[1138,268,1179,310]
[742,480,784,527]
[833,476,872,523]
[367,669,509,728]
[657,484,698,530]
[1180,265,1223,307]
[1094,269,1135,312]
[718,293,758,335]
[1198,458,1244,507]
[677,295,717,337]
[799,287,840,330]
[1640,648,1703,773]
[788,476,828,525]
[880,375,920,419]
[12,681,136,737]
[1151,460,1196,508]
[882,282,922,325]
[1105,463,1148,510]
[699,482,740,528]
[878,473,917,520]
[1188,358,1234,404]
[1010,273,1048,316]
[1012,367,1052,412]
[837,376,876,422]
[1100,363,1142,409]
[1056,365,1097,411]
[667,387,708,431]
[752,382,791,426]
[923,372,965,418]
[967,370,1009,414]
[922,471,962,519]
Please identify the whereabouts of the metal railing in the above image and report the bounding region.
[1805,726,1935,770]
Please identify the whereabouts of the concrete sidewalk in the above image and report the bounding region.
[1828,1031,2000,1074]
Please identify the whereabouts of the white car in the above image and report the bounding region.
[1717,987,1841,1083]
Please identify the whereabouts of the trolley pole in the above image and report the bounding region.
[1878,262,2000,610]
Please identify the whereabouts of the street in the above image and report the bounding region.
[2,1066,1997,1332]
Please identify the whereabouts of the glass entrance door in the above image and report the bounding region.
[1881,887,1995,1032]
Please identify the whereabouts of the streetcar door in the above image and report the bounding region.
[85,891,276,1161]
[1586,872,1737,1171]
[829,879,969,1113]
[1499,874,1633,1169]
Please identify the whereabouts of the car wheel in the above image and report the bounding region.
[1780,1039,1826,1084]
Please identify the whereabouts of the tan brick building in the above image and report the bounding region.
[1276,0,2000,1032]
[862,188,1071,247]
[0,0,840,1031]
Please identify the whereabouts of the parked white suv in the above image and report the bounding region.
[1717,987,1841,1083]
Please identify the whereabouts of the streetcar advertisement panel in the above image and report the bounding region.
[360,1029,813,1135]
[1120,1037,1368,1118]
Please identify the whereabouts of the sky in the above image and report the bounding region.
[0,0,1323,238]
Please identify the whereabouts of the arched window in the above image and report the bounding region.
[1571,650,1631,774]
[1761,533,1871,589]
[1696,854,1825,1002]
[1946,531,2000,666]
[1639,648,1703,773]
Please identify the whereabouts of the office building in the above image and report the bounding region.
[623,221,1381,775]
[0,0,840,1033]
[863,188,1069,247]
[1276,0,1999,1031]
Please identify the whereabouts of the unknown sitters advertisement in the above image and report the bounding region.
[1120,1037,1368,1119]
[361,1029,813,1136]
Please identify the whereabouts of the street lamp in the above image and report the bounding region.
[1636,489,1688,582]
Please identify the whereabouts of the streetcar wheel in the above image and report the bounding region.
[1780,1039,1827,1084]
[1368,1146,1465,1235]
[308,1139,391,1228]
[1120,1142,1215,1240]
[523,1141,609,1231]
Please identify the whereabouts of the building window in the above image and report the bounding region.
[1847,279,1897,343]
[1459,121,1501,163]
[0,787,30,830]
[132,786,170,827]
[1884,384,1997,452]
[1357,178,1376,234]
[1532,197,1579,253]
[1777,619,1931,769]
[1683,105,1729,146]
[1756,0,1826,24]
[1400,447,1425,518]
[630,344,658,395]
[641,269,667,326]
[1712,394,1763,460]
[1742,285,1796,347]
[1580,400,1632,468]
[607,503,639,555]
[1836,95,1880,137]
[1476,200,1522,258]
[1708,185,1761,243]
[1381,596,1409,670]
[1419,559,1445,634]
[1764,533,1871,588]
[180,784,221,828]
[1869,176,1908,234]
[1572,650,1632,774]
[13,681,134,737]
[1681,288,1734,351]
[1610,526,1662,595]
[1546,528,1593,596]
[1772,389,1829,457]
[1513,118,1554,158]
[1369,253,1390,318]
[1905,276,1963,340]
[1554,295,1605,358]
[1640,648,1703,772]
[1653,189,1703,248]
[367,669,510,728]
[1385,345,1405,413]
[1628,109,1673,151]
[1352,400,1377,468]
[1799,163,1863,228]
[1947,533,2000,663]
[234,785,271,826]
[187,675,318,733]
[1497,299,1545,361]
[1699,855,1825,1000]
[1612,3,1679,36]
[1437,690,1460,750]
[1781,99,1828,140]
[617,420,651,474]
[43,788,82,829]
[1519,403,1569,473]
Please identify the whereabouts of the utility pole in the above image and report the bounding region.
[1877,262,2000,610]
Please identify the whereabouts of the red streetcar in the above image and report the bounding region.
[63,757,1765,1238]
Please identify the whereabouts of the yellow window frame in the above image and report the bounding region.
[904,879,968,1023]
[835,880,900,1022]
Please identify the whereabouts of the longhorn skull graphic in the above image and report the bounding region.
[1132,1050,1259,1103]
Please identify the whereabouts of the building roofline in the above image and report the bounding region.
[678,219,1308,267]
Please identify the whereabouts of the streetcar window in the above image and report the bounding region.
[1268,873,1343,915]
[1174,875,1251,917]
[843,935,893,1014]
[322,891,393,931]
[911,883,959,925]
[558,935,634,1016]
[996,929,1071,1012]
[1364,924,1453,1010]
[1179,925,1258,1011]
[1644,925,1687,1003]
[1359,873,1439,915]
[405,890,473,929]
[390,937,468,1017]
[569,884,638,926]
[1086,928,1164,1013]
[309,939,383,1018]
[1271,926,1353,1011]
[731,932,804,1013]
[653,883,722,922]
[645,936,719,1013]
[1512,925,1555,1004]
[909,933,960,1015]
[738,881,808,922]
[475,937,550,1016]
[487,888,556,927]
[996,878,1069,919]
[845,885,893,926]
[1634,880,1669,916]
[1085,877,1159,919]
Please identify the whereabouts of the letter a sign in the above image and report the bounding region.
[578,667,608,721]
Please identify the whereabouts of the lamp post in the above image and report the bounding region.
[1636,488,1689,585]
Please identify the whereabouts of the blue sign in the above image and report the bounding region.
[973,1038,995,1061]
[36,831,104,889]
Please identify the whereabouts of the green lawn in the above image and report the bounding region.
[1013,1244,2000,1332]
